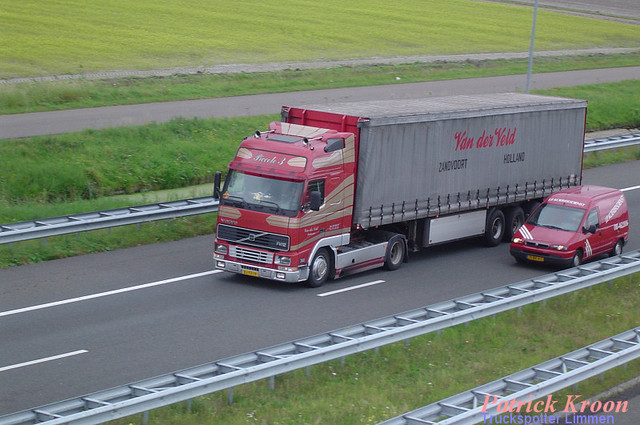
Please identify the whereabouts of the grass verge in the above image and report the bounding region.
[1,53,639,115]
[103,273,640,425]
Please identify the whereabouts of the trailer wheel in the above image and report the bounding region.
[503,206,525,242]
[383,235,406,271]
[484,208,505,247]
[307,248,330,287]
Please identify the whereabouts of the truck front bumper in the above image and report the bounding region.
[214,258,309,283]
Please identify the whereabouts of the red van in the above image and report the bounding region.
[510,186,629,268]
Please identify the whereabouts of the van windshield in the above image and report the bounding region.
[220,170,304,217]
[527,203,586,232]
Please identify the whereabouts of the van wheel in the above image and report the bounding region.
[307,249,330,288]
[570,249,583,268]
[384,235,406,271]
[609,239,624,257]
[484,209,505,247]
[504,206,525,242]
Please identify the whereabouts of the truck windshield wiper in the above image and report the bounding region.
[256,199,281,212]
[224,195,247,208]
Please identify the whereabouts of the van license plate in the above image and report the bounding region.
[242,268,259,277]
[527,255,544,262]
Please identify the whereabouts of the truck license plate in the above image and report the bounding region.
[527,255,544,262]
[242,268,259,277]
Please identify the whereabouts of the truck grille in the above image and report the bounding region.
[230,246,274,264]
[217,224,290,251]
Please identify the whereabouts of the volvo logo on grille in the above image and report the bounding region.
[249,234,256,241]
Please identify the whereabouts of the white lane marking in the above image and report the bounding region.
[0,350,88,373]
[0,270,221,318]
[317,280,385,297]
[621,185,640,192]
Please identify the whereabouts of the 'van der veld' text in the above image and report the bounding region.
[439,127,524,173]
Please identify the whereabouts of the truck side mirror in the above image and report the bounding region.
[213,171,222,199]
[309,190,322,211]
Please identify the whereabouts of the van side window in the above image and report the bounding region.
[586,209,599,229]
[306,180,325,204]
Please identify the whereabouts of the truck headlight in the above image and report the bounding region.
[275,255,291,266]
[215,243,228,255]
[550,244,568,251]
[512,237,524,244]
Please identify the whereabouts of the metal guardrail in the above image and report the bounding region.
[0,197,218,245]
[0,133,638,245]
[583,132,640,153]
[377,326,640,425]
[1,250,639,425]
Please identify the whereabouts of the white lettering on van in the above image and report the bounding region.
[614,220,629,231]
[604,195,625,223]
[548,198,585,207]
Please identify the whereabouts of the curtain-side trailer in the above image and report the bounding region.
[213,93,587,286]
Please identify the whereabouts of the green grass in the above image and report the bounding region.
[2,0,639,78]
[536,80,640,130]
[1,80,637,209]
[103,274,640,425]
[0,116,273,205]
[1,53,639,115]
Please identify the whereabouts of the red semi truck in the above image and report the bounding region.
[213,93,587,286]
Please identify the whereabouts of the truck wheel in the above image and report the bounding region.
[504,206,525,242]
[484,209,505,247]
[383,235,406,271]
[307,249,330,287]
[609,239,624,257]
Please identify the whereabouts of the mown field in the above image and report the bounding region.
[1,0,639,78]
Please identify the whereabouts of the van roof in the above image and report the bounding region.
[546,185,621,208]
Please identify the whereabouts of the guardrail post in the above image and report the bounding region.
[269,376,275,390]
[142,411,149,425]
[228,387,234,405]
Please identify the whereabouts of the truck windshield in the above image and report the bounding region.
[527,203,586,232]
[221,170,304,217]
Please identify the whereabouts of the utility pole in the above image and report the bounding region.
[526,0,539,93]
